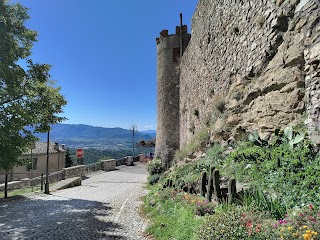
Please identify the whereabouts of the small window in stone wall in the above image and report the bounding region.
[173,47,180,62]
[26,158,37,171]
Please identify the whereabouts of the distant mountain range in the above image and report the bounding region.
[140,130,156,138]
[32,124,156,149]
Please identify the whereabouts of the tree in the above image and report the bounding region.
[137,140,147,154]
[65,148,73,168]
[0,1,67,172]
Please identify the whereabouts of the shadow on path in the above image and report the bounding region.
[0,196,126,239]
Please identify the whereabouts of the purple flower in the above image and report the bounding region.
[278,219,288,224]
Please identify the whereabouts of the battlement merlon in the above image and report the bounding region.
[156,25,189,44]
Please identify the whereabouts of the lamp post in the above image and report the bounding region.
[45,130,50,194]
[29,142,35,191]
[58,154,60,171]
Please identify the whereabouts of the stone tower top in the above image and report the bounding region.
[156,25,188,45]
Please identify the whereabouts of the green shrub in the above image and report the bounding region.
[224,137,320,208]
[148,174,161,185]
[241,186,286,219]
[166,162,200,189]
[196,144,225,172]
[165,145,224,191]
[147,158,163,175]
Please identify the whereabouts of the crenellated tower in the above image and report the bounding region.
[155,17,191,168]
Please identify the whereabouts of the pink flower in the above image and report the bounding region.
[309,204,314,210]
[309,217,317,222]
[246,220,253,228]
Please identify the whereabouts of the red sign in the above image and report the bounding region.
[76,148,84,158]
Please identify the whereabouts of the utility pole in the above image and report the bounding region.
[31,147,33,192]
[131,125,137,157]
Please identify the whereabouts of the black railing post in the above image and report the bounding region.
[41,173,44,191]
[4,173,8,198]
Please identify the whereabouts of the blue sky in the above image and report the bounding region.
[15,0,198,131]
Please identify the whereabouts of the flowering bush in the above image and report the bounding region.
[272,204,320,239]
[147,174,161,185]
[194,200,215,216]
[197,203,320,239]
[198,205,248,239]
[197,205,276,239]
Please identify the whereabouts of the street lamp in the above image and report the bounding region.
[29,142,35,192]
[45,130,50,194]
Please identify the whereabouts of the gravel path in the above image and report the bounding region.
[0,163,149,240]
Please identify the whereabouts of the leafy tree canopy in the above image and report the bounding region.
[0,0,67,171]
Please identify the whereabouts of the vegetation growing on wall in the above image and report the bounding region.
[194,109,200,118]
[174,127,211,163]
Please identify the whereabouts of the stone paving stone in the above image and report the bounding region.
[0,163,149,240]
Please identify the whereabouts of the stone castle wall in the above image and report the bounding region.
[178,0,320,147]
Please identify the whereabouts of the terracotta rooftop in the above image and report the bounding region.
[22,142,66,155]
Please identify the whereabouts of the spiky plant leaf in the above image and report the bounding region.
[284,126,293,141]
[292,133,305,145]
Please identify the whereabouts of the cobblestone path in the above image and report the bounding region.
[0,163,149,240]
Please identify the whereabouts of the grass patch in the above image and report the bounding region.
[0,186,41,198]
[142,186,205,240]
